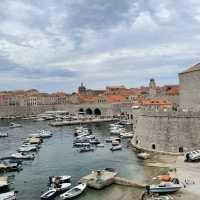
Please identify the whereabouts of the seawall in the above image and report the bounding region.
[132,110,200,153]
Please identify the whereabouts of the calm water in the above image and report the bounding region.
[0,120,158,200]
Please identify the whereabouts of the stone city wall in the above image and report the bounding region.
[132,110,200,153]
[179,70,200,111]
[0,103,128,118]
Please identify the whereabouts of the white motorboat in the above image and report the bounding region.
[11,152,35,160]
[17,146,37,152]
[50,182,71,193]
[60,183,87,199]
[148,182,182,193]
[185,150,200,162]
[30,130,52,139]
[49,176,71,184]
[9,123,22,128]
[120,132,134,139]
[0,132,8,138]
[40,188,56,200]
[0,191,16,200]
[79,146,95,153]
[110,145,122,151]
[112,140,120,146]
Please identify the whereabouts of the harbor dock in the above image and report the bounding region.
[79,170,118,189]
[49,118,117,127]
[79,170,145,190]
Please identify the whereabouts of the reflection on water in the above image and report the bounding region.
[0,120,162,200]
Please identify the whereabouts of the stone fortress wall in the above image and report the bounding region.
[179,69,200,111]
[0,103,130,118]
[132,110,200,154]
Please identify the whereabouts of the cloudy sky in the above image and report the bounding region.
[0,0,200,93]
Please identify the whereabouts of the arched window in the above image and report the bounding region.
[86,108,93,115]
[152,144,156,150]
[94,108,101,115]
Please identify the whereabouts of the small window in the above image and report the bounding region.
[179,147,184,153]
[152,144,156,150]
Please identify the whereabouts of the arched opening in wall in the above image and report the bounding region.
[121,112,124,116]
[94,108,101,115]
[131,114,133,119]
[152,144,156,150]
[86,108,93,115]
[179,147,184,153]
[79,108,84,114]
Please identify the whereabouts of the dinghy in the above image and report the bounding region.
[11,152,35,160]
[60,183,87,199]
[0,191,16,200]
[40,188,56,200]
[110,145,122,151]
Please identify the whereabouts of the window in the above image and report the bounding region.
[179,147,184,153]
[152,144,156,150]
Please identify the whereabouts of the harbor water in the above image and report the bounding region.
[0,120,164,200]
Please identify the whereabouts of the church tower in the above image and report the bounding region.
[149,78,157,97]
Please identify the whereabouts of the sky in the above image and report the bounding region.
[0,0,200,93]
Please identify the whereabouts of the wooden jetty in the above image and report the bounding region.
[49,118,117,127]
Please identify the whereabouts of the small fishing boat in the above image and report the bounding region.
[60,183,87,199]
[112,140,120,146]
[120,132,134,139]
[0,191,16,200]
[50,183,71,194]
[9,123,22,128]
[40,188,56,200]
[11,152,35,160]
[79,147,95,153]
[89,139,100,145]
[17,146,37,152]
[0,132,8,138]
[73,143,90,147]
[96,144,104,148]
[148,182,182,193]
[49,176,71,184]
[110,145,122,151]
[41,183,71,200]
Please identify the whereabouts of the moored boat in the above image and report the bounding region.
[9,123,22,128]
[11,152,35,160]
[60,183,87,199]
[0,132,8,138]
[110,145,122,151]
[0,191,16,200]
[79,146,95,153]
[147,182,182,193]
[40,188,56,200]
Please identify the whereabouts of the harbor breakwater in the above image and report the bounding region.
[132,110,200,154]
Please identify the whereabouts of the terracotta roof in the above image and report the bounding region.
[141,99,172,107]
[180,63,200,74]
[106,95,127,103]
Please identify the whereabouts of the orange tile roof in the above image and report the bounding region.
[106,95,127,103]
[141,99,172,107]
